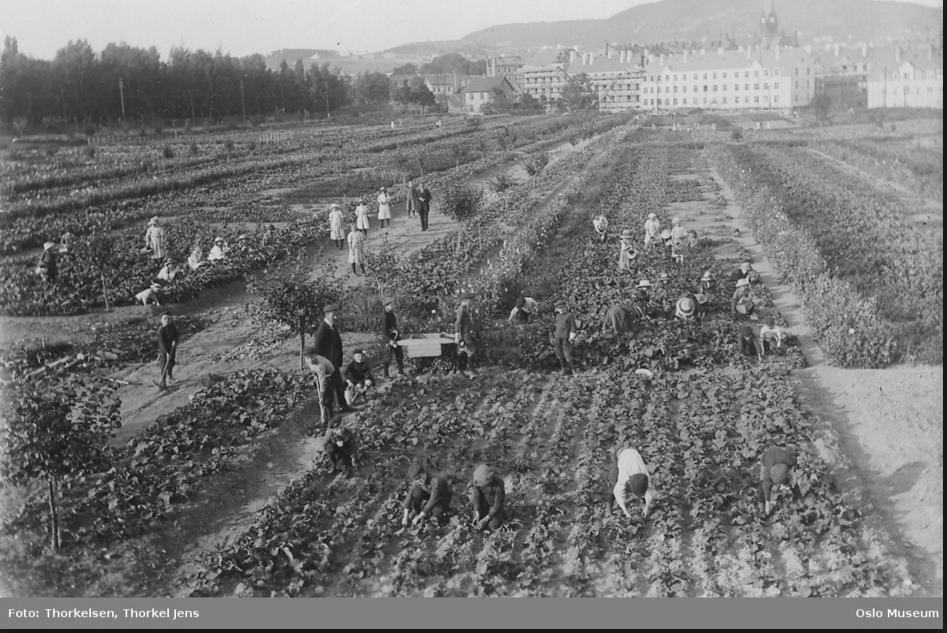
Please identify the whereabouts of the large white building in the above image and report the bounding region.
[638,46,815,112]
[865,46,943,109]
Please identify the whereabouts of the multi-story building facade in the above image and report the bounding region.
[638,47,815,112]
[516,53,570,108]
[866,46,943,109]
[487,56,524,80]
[581,56,643,113]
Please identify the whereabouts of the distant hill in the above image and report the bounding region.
[454,0,941,51]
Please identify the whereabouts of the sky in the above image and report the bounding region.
[1,0,943,60]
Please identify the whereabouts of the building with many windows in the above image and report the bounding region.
[638,46,815,112]
[515,51,571,109]
[865,46,943,109]
[581,56,643,113]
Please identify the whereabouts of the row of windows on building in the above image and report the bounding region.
[642,82,787,93]
[643,94,780,106]
[881,70,942,80]
[647,68,798,82]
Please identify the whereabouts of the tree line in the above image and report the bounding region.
[0,37,443,130]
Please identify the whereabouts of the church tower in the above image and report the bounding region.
[760,1,780,49]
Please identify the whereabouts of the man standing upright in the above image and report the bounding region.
[417,181,432,232]
[382,298,405,378]
[157,312,179,391]
[313,304,353,413]
[406,180,419,219]
[454,297,475,376]
[552,302,578,375]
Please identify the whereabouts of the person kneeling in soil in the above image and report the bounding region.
[760,446,804,516]
[731,278,757,320]
[325,425,361,476]
[611,446,655,521]
[759,316,787,355]
[603,301,646,335]
[592,214,609,243]
[401,459,452,529]
[736,324,764,363]
[675,294,702,323]
[343,349,374,405]
[508,295,539,324]
[469,464,506,532]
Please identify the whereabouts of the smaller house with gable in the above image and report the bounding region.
[462,76,518,115]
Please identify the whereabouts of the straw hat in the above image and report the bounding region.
[647,213,657,220]
[637,279,652,289]
[658,271,670,282]
[701,270,713,281]
[620,229,634,239]
[676,296,696,318]
[148,216,159,226]
[695,293,709,305]
[473,464,493,486]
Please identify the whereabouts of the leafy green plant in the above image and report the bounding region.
[0,378,119,550]
[253,276,341,370]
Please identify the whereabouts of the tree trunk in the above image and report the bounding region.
[100,271,110,311]
[299,323,305,371]
[47,477,60,551]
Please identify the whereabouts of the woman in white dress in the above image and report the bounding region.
[355,198,370,235]
[347,223,366,275]
[377,187,392,228]
[328,204,345,249]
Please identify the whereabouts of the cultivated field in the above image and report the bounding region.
[0,113,941,598]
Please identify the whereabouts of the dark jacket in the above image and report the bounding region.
[326,428,359,467]
[736,325,763,358]
[383,310,399,342]
[417,187,432,213]
[470,476,505,521]
[554,312,576,339]
[158,323,179,356]
[38,248,58,281]
[344,359,374,385]
[455,306,473,343]
[312,319,343,368]
[403,473,452,514]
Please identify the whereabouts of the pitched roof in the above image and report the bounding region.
[464,75,513,93]
[579,57,641,75]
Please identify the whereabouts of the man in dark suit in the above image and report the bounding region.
[312,304,353,412]
[417,181,432,231]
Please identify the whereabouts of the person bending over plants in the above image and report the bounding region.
[469,464,506,532]
[735,324,764,363]
[324,425,361,476]
[759,446,804,516]
[400,459,452,530]
[603,301,646,335]
[611,446,655,521]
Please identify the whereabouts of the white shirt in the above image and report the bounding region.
[208,244,227,261]
[613,448,655,518]
[592,217,608,233]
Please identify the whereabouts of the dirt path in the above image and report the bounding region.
[682,147,942,595]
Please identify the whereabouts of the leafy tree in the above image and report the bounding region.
[488,173,517,214]
[352,71,392,105]
[558,73,597,112]
[0,378,120,550]
[254,276,341,370]
[392,63,418,75]
[811,93,832,124]
[440,184,483,254]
